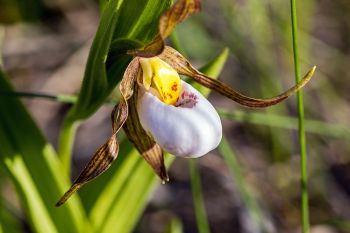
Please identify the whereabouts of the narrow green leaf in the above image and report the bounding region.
[99,154,173,233]
[66,0,124,122]
[57,0,126,173]
[113,0,171,43]
[4,158,58,233]
[170,29,187,57]
[0,70,88,233]
[195,48,229,96]
[199,48,230,79]
[98,0,108,12]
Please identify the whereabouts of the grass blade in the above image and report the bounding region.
[218,137,264,232]
[165,218,184,233]
[0,194,22,233]
[189,161,210,233]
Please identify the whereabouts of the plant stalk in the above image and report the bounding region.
[290,0,310,232]
[58,117,78,175]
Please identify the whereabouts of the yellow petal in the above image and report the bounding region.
[140,58,153,90]
[140,57,181,105]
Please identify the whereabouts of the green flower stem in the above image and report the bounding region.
[165,217,183,233]
[0,91,56,101]
[0,91,77,104]
[58,118,78,175]
[3,92,348,139]
[290,0,310,232]
[0,90,79,174]
[218,110,350,139]
[189,160,211,233]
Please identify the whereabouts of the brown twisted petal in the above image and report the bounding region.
[123,83,169,182]
[159,46,316,108]
[128,0,201,57]
[56,58,140,206]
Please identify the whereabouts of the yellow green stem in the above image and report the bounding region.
[58,117,78,175]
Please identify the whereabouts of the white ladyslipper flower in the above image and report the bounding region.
[56,0,315,206]
[137,79,222,158]
[137,57,222,158]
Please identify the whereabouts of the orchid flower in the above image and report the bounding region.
[56,0,315,206]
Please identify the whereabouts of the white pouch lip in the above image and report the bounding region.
[137,80,222,158]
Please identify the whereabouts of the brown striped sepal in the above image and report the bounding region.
[56,59,140,206]
[123,83,169,182]
[159,46,316,108]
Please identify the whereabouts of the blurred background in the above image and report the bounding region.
[1,0,350,232]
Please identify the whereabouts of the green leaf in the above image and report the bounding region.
[66,0,124,122]
[0,197,22,233]
[0,69,88,233]
[98,0,108,12]
[113,0,171,43]
[199,48,230,79]
[195,48,229,95]
[67,0,171,122]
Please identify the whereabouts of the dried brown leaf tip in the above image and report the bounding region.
[56,0,315,206]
